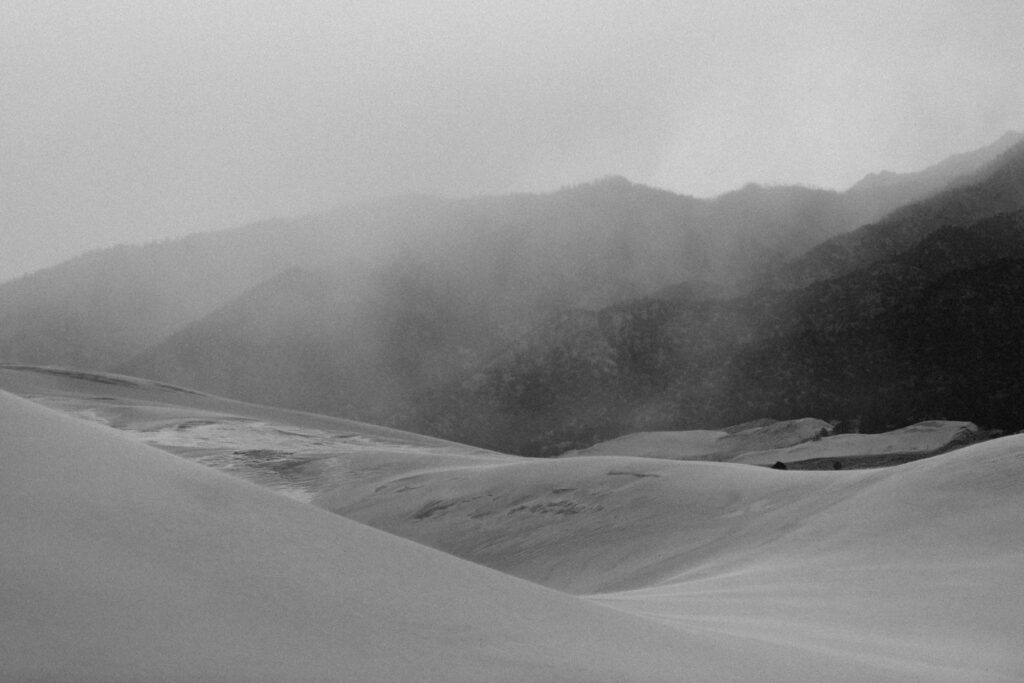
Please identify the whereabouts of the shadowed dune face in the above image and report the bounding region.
[2,366,1024,680]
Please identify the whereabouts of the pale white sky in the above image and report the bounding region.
[2,1,1023,281]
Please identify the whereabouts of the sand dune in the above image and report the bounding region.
[0,364,505,501]
[562,418,833,461]
[734,420,979,465]
[597,439,1024,679]
[3,387,951,681]
[0,364,489,450]
[2,366,1022,680]
[567,419,978,468]
[319,437,1024,677]
[563,429,729,459]
[1,389,685,681]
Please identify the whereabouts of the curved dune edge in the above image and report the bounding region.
[0,363,498,453]
[733,420,979,465]
[594,438,1024,679]
[2,366,1023,680]
[1,390,951,682]
[559,418,833,460]
[317,437,1024,678]
[0,364,508,502]
[561,418,978,465]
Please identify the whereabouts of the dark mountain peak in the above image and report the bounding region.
[991,129,1024,150]
[980,134,1024,177]
[771,131,1024,290]
[847,130,1024,194]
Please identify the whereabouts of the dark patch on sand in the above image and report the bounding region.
[606,470,660,478]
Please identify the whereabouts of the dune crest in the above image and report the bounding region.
[563,418,832,460]
[2,368,1023,680]
[734,420,979,465]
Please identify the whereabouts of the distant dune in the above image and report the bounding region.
[734,420,979,465]
[2,366,1022,680]
[565,418,979,468]
[562,418,834,461]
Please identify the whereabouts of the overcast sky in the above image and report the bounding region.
[2,1,1023,282]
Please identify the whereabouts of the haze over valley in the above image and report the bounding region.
[3,131,1024,455]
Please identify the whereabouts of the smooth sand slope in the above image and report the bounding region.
[319,438,1024,678]
[3,366,1023,680]
[596,440,1024,679]
[3,389,935,682]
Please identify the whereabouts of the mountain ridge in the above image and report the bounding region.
[772,135,1024,289]
[2,132,1022,446]
[412,208,1024,454]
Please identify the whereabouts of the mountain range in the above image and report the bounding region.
[2,130,1023,453]
[419,209,1024,454]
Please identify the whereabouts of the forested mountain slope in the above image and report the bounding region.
[414,210,1024,454]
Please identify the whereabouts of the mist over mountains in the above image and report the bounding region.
[9,3,1024,678]
[2,131,1023,453]
[423,209,1024,454]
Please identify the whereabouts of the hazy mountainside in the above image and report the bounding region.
[119,266,504,422]
[1,133,1019,439]
[87,176,930,418]
[2,133,1011,373]
[733,257,1024,431]
[843,129,1023,218]
[0,235,267,369]
[0,198,503,369]
[414,210,1024,454]
[773,134,1024,289]
[0,216,371,368]
[119,268,385,419]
